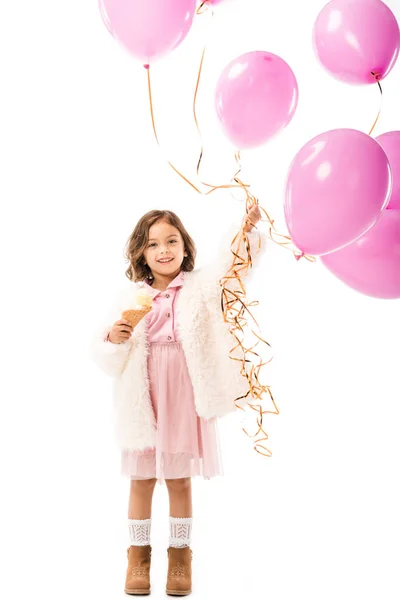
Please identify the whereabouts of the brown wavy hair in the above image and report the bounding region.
[124,210,197,282]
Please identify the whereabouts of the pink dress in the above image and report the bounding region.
[120,271,223,484]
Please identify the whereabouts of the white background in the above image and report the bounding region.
[1,0,400,598]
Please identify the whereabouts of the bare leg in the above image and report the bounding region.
[165,477,192,518]
[128,478,157,520]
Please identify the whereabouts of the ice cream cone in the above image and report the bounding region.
[122,307,151,328]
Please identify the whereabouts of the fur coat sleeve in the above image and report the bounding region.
[90,286,135,378]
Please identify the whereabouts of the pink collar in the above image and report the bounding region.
[140,270,185,297]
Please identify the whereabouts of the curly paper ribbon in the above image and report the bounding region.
[217,177,315,456]
[145,65,247,196]
[145,66,204,194]
[218,218,279,456]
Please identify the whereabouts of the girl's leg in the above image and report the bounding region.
[165,477,192,518]
[128,478,157,520]
[165,478,192,548]
[128,478,157,546]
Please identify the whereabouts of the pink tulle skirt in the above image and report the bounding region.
[121,341,223,484]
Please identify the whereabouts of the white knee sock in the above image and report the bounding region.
[169,516,193,548]
[128,518,152,546]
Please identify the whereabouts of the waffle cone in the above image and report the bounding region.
[122,307,151,328]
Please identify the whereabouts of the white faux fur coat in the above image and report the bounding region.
[91,221,267,452]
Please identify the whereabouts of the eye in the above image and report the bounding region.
[169,239,177,244]
[148,242,156,248]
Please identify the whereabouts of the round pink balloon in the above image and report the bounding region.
[313,0,400,85]
[284,128,392,256]
[215,51,298,149]
[376,131,400,210]
[99,0,197,64]
[321,209,400,298]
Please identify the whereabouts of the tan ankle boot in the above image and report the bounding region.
[125,545,152,595]
[166,546,193,596]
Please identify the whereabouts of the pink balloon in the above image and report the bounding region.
[376,131,400,210]
[313,0,400,85]
[321,210,400,298]
[99,0,197,65]
[215,51,298,149]
[284,129,392,256]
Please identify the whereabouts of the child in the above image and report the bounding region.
[91,206,265,596]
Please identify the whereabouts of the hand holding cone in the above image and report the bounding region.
[122,306,152,328]
[121,287,153,328]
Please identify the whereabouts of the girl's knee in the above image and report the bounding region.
[165,477,191,492]
[130,478,157,492]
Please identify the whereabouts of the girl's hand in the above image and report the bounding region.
[109,320,133,344]
[243,203,261,233]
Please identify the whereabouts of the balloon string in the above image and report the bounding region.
[197,1,210,14]
[145,63,247,196]
[146,5,247,198]
[145,66,204,194]
[219,214,280,457]
[193,45,213,183]
[233,154,316,263]
[192,9,246,191]
[218,164,315,455]
[369,72,383,136]
[192,7,253,193]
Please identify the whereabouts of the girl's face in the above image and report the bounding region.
[143,219,187,279]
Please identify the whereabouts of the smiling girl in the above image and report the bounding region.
[92,206,264,596]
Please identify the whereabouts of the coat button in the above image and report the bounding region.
[166,312,171,318]
[165,293,170,298]
[167,336,172,341]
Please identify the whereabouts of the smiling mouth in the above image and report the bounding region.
[157,258,173,264]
